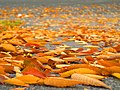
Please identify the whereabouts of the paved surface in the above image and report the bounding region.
[0,0,120,90]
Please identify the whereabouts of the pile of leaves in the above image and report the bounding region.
[0,3,120,90]
[0,22,120,90]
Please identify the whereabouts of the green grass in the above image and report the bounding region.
[0,20,23,33]
[0,20,23,27]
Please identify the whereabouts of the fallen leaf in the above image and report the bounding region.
[44,77,80,87]
[60,68,97,78]
[16,75,44,84]
[83,74,105,80]
[0,66,6,75]
[22,66,46,78]
[0,43,17,52]
[71,73,111,90]
[112,73,120,79]
[4,78,29,87]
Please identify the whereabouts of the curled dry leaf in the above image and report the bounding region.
[44,77,80,87]
[71,73,111,90]
[4,78,29,87]
[60,68,97,78]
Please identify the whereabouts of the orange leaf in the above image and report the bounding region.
[44,77,80,87]
[0,65,14,73]
[0,66,6,75]
[113,44,120,52]
[77,48,98,56]
[35,56,49,64]
[22,66,46,78]
[85,56,95,61]
[0,43,17,52]
[25,43,40,47]
[105,66,120,74]
[97,60,120,67]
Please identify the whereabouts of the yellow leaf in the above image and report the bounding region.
[4,78,29,86]
[112,73,120,79]
[16,75,44,84]
[56,64,70,68]
[60,68,97,78]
